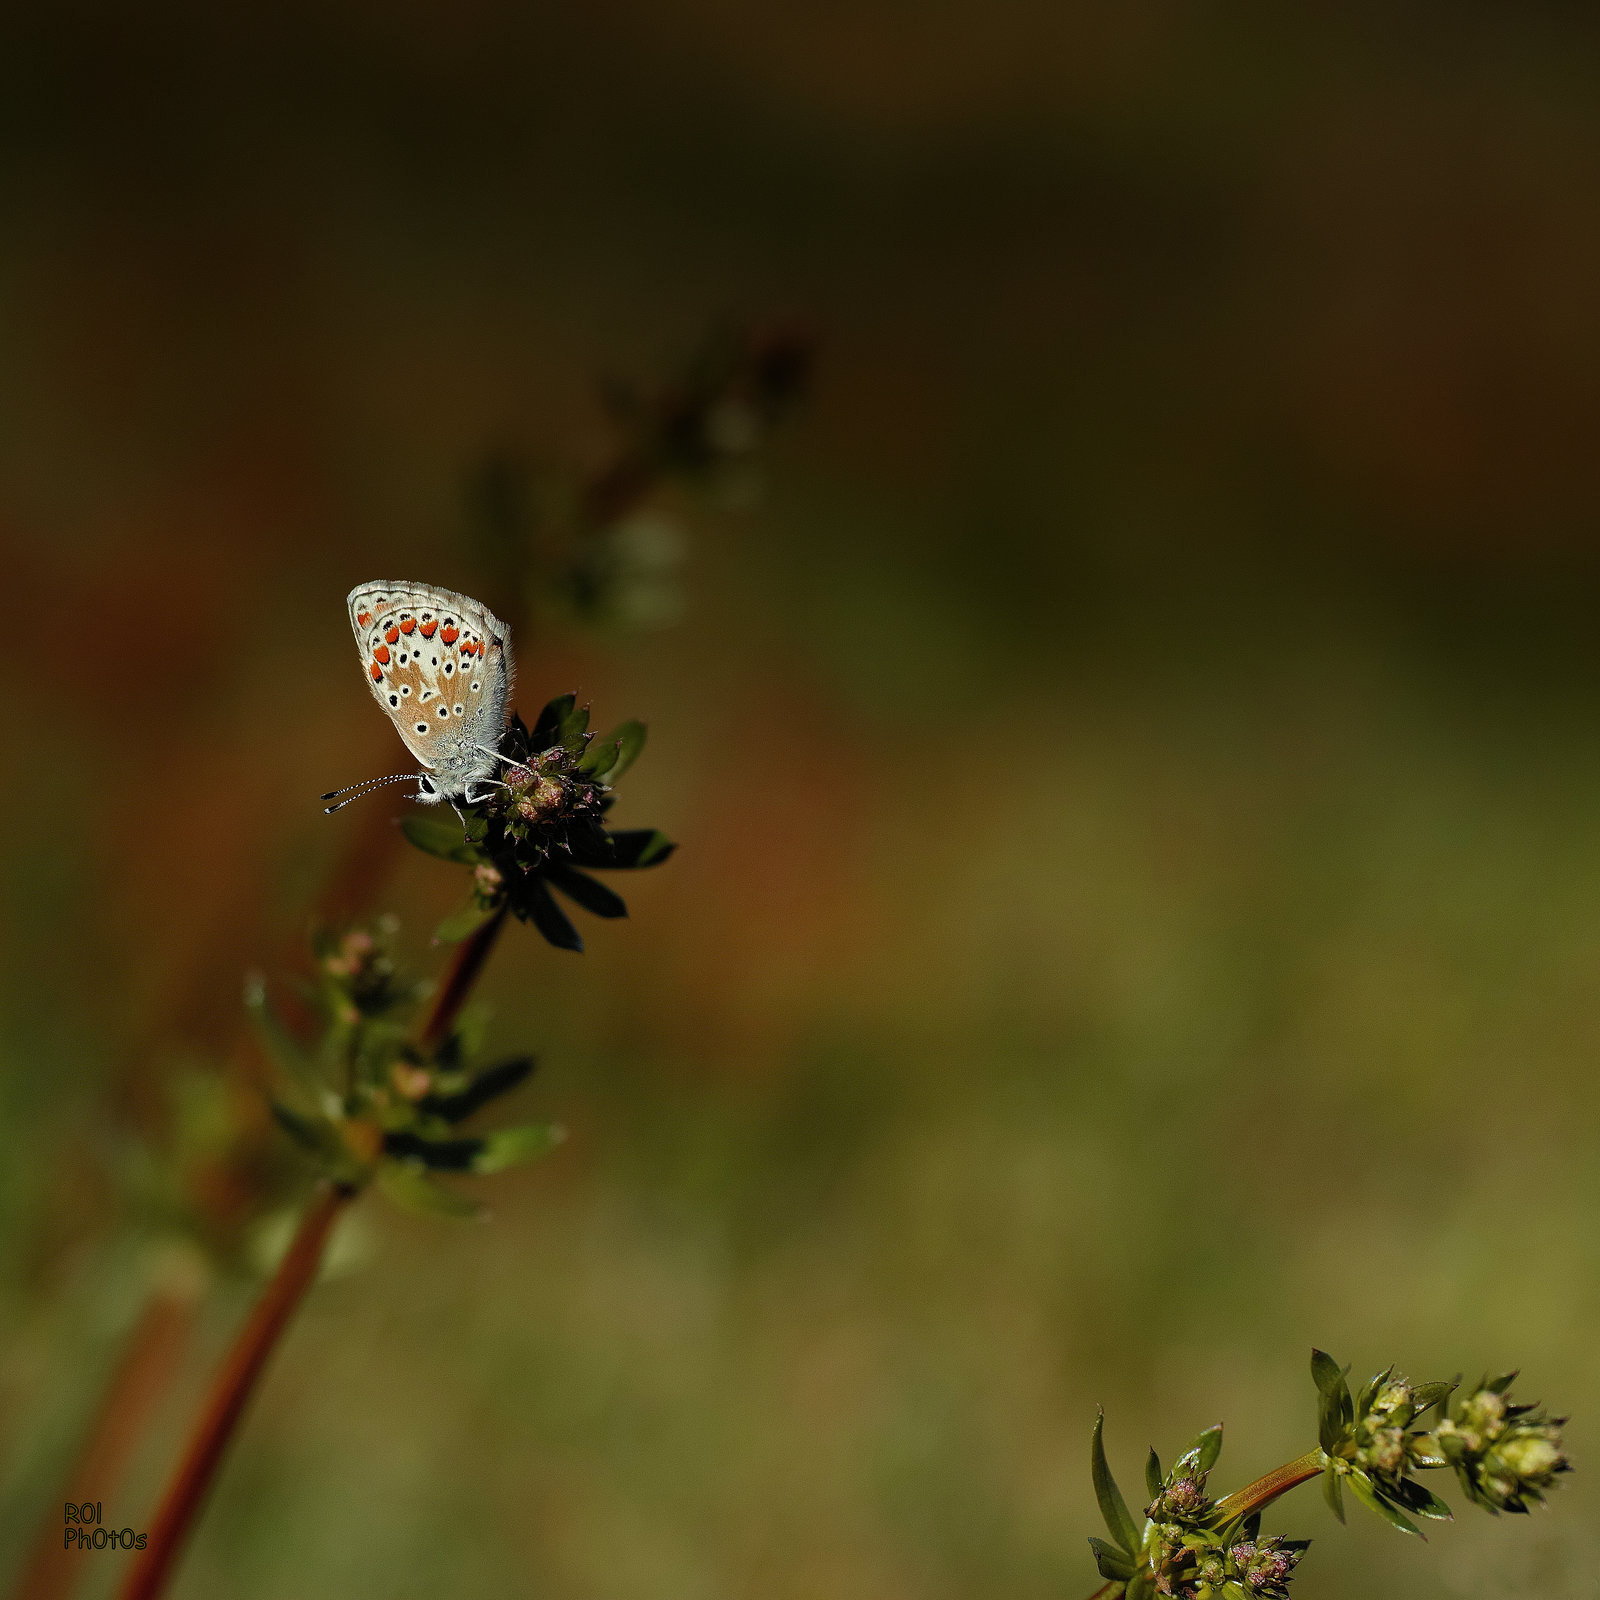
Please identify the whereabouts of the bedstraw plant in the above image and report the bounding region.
[1084,1350,1571,1599]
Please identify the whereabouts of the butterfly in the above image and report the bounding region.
[323,580,515,814]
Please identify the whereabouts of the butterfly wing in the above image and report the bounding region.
[347,581,514,797]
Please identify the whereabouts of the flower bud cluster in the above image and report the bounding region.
[1432,1377,1570,1515]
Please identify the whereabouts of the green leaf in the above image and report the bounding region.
[420,1055,536,1122]
[1411,1379,1457,1418]
[518,877,584,950]
[557,697,590,754]
[1312,1349,1353,1451]
[470,1122,564,1173]
[545,861,628,919]
[1322,1464,1345,1524]
[1088,1538,1135,1581]
[1092,1410,1140,1557]
[1188,1424,1223,1475]
[402,811,483,864]
[1356,1366,1392,1421]
[1126,1576,1153,1600]
[1396,1481,1454,1522]
[434,900,499,944]
[375,1163,486,1220]
[269,1102,340,1159]
[580,719,647,783]
[1145,1449,1164,1502]
[1345,1473,1422,1538]
[245,976,321,1098]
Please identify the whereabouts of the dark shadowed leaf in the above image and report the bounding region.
[383,1130,486,1171]
[587,828,676,869]
[546,861,628,918]
[529,695,573,749]
[420,1056,536,1122]
[521,877,583,951]
[1345,1473,1422,1538]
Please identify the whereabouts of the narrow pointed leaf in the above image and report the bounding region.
[402,812,483,864]
[470,1122,564,1173]
[582,719,647,783]
[557,697,590,753]
[530,694,574,749]
[1145,1449,1163,1502]
[1322,1464,1345,1523]
[1345,1473,1422,1538]
[545,861,628,918]
[1091,1411,1140,1556]
[376,1162,486,1220]
[1189,1424,1223,1474]
[383,1130,486,1171]
[1088,1538,1135,1581]
[435,900,499,944]
[420,1056,536,1123]
[588,827,676,869]
[521,877,583,951]
[245,976,321,1098]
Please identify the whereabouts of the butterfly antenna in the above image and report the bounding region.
[320,772,424,814]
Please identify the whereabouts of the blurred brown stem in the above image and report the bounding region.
[117,1182,351,1600]
[9,1283,203,1600]
[115,900,512,1600]
[419,904,509,1051]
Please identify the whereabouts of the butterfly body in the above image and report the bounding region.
[345,580,514,803]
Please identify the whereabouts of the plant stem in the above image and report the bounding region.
[420,904,509,1051]
[10,1281,204,1600]
[1078,1449,1327,1600]
[117,1183,352,1600]
[1213,1448,1326,1522]
[117,900,512,1600]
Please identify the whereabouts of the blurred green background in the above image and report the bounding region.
[3,4,1599,1597]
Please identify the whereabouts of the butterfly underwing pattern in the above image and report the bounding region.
[342,580,514,805]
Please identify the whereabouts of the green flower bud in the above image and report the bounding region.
[1433,1377,1570,1515]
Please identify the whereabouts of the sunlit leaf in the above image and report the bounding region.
[470,1122,564,1173]
[1092,1410,1140,1556]
[375,1163,486,1220]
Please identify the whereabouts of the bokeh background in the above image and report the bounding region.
[3,5,1600,1597]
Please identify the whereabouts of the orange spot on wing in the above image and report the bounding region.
[370,662,383,680]
[400,617,416,634]
[441,625,459,644]
[374,645,391,664]
[384,625,400,644]
[420,619,437,637]
[356,611,371,627]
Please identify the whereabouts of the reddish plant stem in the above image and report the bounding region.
[117,1183,352,1600]
[10,1285,203,1600]
[1079,1448,1327,1598]
[1213,1448,1325,1522]
[115,899,512,1600]
[419,905,509,1052]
